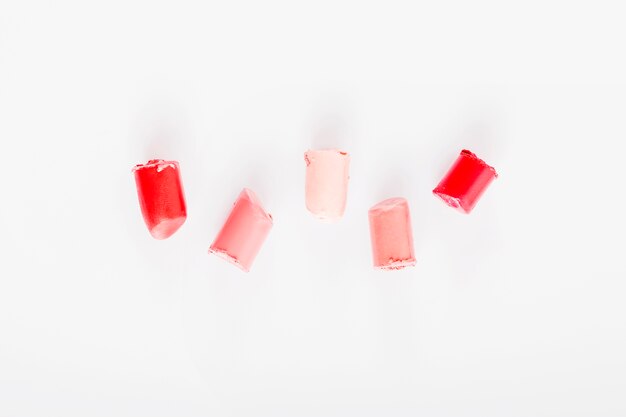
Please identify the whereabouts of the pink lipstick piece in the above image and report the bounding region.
[209,188,273,272]
[368,197,416,270]
[433,149,498,214]
[304,149,350,221]
[132,159,187,240]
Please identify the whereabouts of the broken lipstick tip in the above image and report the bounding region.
[304,149,350,221]
[433,149,497,214]
[368,197,416,270]
[209,188,273,272]
[133,159,187,240]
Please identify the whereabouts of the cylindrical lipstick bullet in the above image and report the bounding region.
[133,159,187,239]
[304,149,350,222]
[368,197,416,270]
[433,150,497,214]
[209,188,273,272]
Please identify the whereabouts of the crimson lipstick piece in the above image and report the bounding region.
[133,159,187,239]
[433,150,497,214]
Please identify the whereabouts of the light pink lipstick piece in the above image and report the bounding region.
[304,149,350,221]
[368,197,416,270]
[209,188,273,272]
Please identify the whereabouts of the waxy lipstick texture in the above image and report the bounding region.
[209,188,273,272]
[133,159,187,240]
[433,149,498,214]
[368,197,416,270]
[304,149,350,221]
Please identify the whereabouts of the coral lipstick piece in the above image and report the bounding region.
[433,149,498,214]
[368,197,416,270]
[132,159,187,240]
[209,188,273,272]
[304,149,350,221]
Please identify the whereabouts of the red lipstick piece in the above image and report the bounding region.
[132,159,187,239]
[433,150,498,214]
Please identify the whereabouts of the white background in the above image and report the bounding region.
[1,1,625,416]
